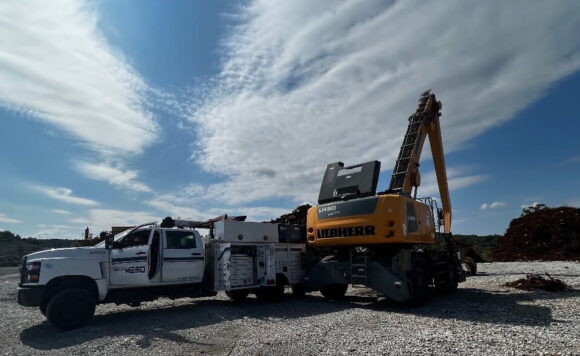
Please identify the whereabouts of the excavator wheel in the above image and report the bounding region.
[462,256,477,276]
[407,254,429,306]
[434,257,459,294]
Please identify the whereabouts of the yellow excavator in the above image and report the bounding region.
[303,90,464,305]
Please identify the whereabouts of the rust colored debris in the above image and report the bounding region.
[493,206,580,261]
[505,273,569,292]
[269,204,312,225]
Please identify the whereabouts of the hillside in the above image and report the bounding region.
[0,231,72,267]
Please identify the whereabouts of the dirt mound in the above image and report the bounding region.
[269,204,312,225]
[505,273,569,291]
[493,206,580,261]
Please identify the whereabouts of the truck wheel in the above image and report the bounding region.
[39,300,48,316]
[226,290,249,302]
[46,288,96,330]
[291,284,306,298]
[321,284,348,300]
[408,254,429,306]
[256,282,285,302]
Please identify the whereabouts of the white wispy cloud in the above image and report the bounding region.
[64,209,160,236]
[0,213,20,224]
[145,183,293,221]
[74,161,151,193]
[416,166,487,198]
[70,217,91,225]
[32,185,99,206]
[481,201,506,210]
[33,225,80,239]
[87,209,159,229]
[50,209,72,215]
[520,202,541,210]
[563,155,580,164]
[188,0,580,206]
[0,0,158,157]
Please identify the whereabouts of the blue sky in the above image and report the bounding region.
[1,0,579,239]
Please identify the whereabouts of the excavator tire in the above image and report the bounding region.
[462,256,477,276]
[407,253,429,306]
[434,257,459,294]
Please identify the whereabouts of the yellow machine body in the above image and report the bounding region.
[306,194,436,247]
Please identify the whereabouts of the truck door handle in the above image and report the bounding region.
[135,252,146,255]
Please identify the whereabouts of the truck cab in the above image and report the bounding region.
[18,222,207,330]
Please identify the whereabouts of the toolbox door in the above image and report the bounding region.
[257,244,276,286]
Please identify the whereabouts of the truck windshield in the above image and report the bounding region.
[94,228,136,248]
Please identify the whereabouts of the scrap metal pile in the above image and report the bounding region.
[493,206,580,261]
[505,273,569,292]
[269,204,311,225]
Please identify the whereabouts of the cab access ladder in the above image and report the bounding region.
[350,248,368,286]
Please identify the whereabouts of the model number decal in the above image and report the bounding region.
[125,266,146,273]
[113,266,146,273]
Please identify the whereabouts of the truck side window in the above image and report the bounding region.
[166,231,196,249]
[120,229,151,247]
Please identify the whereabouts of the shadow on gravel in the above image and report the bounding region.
[19,296,352,351]
[19,288,580,351]
[364,288,580,327]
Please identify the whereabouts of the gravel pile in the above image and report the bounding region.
[1,262,578,355]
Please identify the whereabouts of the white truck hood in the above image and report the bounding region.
[25,246,109,262]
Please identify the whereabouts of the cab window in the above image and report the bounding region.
[166,231,196,249]
[120,229,151,248]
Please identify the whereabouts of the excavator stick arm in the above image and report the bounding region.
[388,90,452,233]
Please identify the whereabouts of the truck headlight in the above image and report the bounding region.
[21,262,41,283]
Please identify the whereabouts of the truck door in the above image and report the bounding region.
[162,230,204,283]
[110,228,156,286]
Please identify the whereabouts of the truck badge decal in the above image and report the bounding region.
[113,266,146,273]
[124,266,146,273]
[316,225,376,238]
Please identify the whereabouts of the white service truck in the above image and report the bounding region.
[17,218,305,330]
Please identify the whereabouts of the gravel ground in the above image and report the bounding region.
[0,262,578,355]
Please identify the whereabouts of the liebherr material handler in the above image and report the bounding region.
[303,90,465,305]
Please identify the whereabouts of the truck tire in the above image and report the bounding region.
[225,290,249,302]
[40,300,48,316]
[256,282,285,302]
[291,284,306,298]
[46,288,96,330]
[408,254,429,306]
[321,283,348,300]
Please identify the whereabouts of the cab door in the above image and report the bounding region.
[110,228,154,286]
[161,230,204,283]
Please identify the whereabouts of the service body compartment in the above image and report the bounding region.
[207,221,306,292]
[214,220,279,243]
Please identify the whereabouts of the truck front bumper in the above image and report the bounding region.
[17,285,44,307]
